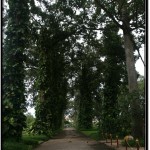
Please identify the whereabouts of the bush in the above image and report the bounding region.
[3,134,49,150]
[3,141,32,150]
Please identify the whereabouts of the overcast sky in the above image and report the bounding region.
[135,48,145,76]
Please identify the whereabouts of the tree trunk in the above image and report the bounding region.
[119,0,144,137]
[94,0,144,139]
[123,32,143,138]
[123,33,138,92]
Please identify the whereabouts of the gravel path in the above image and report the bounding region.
[34,128,114,150]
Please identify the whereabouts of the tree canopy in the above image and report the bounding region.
[2,0,145,140]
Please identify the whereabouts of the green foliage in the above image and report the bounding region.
[26,113,35,127]
[137,76,145,119]
[128,90,144,138]
[101,23,126,135]
[80,129,100,141]
[2,0,30,140]
[117,87,132,137]
[23,134,49,144]
[3,141,32,150]
[3,134,49,150]
[33,97,53,136]
[3,0,145,142]
[94,0,145,138]
[32,4,71,135]
[24,113,35,134]
[77,63,93,129]
[117,79,145,138]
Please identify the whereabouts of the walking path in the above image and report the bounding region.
[34,128,113,150]
[34,128,144,150]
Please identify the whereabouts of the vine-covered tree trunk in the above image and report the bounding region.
[101,23,126,135]
[78,64,93,129]
[3,0,29,140]
[34,27,68,135]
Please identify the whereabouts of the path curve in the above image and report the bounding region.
[34,128,113,150]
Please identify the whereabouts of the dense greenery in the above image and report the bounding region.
[24,113,35,134]
[33,25,69,135]
[77,52,95,129]
[3,0,145,147]
[3,134,49,150]
[101,23,127,135]
[3,0,30,140]
[81,129,100,141]
[94,0,145,138]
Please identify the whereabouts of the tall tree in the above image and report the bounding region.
[30,0,79,134]
[94,0,145,138]
[72,41,103,129]
[2,0,30,140]
[101,23,126,135]
[34,25,69,135]
[78,62,93,129]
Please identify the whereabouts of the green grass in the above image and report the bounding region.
[80,129,100,141]
[3,140,32,150]
[3,134,50,150]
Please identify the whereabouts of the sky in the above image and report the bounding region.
[135,48,145,76]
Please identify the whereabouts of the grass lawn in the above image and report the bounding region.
[3,134,50,150]
[80,129,100,141]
